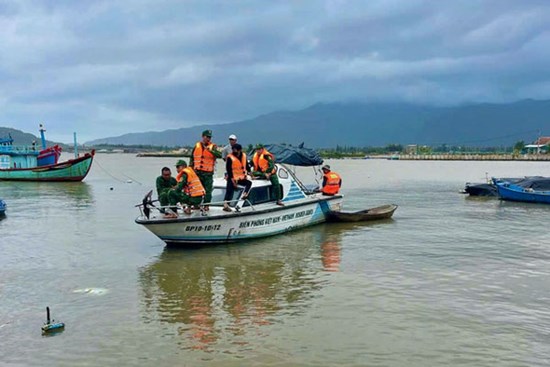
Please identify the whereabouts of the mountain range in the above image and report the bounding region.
[3,100,550,149]
[85,99,550,148]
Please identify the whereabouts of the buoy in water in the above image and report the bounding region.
[42,306,65,334]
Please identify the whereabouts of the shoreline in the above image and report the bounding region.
[362,154,550,161]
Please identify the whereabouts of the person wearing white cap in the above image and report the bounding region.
[222,134,238,161]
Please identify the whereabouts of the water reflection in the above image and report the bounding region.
[321,231,342,272]
[138,229,337,352]
[0,181,94,209]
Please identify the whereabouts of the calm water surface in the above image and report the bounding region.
[1,154,550,366]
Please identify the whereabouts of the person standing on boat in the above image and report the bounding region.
[252,144,284,206]
[168,160,206,215]
[189,130,221,210]
[222,134,238,161]
[223,143,252,212]
[156,167,177,212]
[320,165,342,195]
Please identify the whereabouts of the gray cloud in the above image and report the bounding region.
[1,0,550,142]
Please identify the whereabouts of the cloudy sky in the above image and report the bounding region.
[1,0,550,142]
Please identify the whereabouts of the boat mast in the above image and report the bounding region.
[73,132,78,158]
[39,124,47,150]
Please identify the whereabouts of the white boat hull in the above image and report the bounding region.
[136,195,343,245]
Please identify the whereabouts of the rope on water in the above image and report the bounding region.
[119,172,143,185]
[94,159,142,185]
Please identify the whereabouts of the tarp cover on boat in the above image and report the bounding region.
[515,177,550,191]
[264,143,323,167]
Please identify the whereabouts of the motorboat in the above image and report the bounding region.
[136,163,343,245]
[136,143,345,245]
[0,198,6,216]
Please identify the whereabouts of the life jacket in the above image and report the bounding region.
[322,171,341,195]
[176,170,184,182]
[252,149,275,174]
[182,167,206,197]
[192,142,216,172]
[228,153,247,180]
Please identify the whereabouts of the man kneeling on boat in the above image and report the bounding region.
[224,143,252,212]
[156,166,177,214]
[167,160,205,217]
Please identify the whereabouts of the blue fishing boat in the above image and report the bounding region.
[0,198,6,216]
[463,177,543,197]
[495,178,550,204]
[0,125,94,182]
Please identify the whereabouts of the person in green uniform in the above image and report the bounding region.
[156,166,177,215]
[168,160,205,215]
[252,144,284,205]
[189,130,222,210]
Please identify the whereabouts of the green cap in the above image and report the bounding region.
[202,129,212,137]
[175,159,187,167]
[255,143,264,149]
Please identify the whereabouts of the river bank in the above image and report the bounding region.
[365,153,550,161]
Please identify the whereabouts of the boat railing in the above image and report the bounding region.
[138,197,256,218]
[0,145,40,154]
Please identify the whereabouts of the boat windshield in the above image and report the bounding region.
[211,186,243,207]
[242,185,282,207]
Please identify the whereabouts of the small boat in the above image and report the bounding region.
[495,178,550,204]
[136,144,346,245]
[0,198,6,216]
[327,204,397,222]
[0,125,95,182]
[463,177,544,197]
[463,182,498,196]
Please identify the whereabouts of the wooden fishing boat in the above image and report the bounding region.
[326,204,397,222]
[0,125,95,182]
[0,150,95,181]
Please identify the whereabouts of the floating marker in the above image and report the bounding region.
[42,306,65,334]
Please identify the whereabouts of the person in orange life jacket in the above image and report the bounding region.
[252,144,284,206]
[223,144,252,212]
[189,130,222,210]
[320,164,342,195]
[168,160,206,215]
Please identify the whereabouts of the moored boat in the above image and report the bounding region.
[463,177,544,197]
[136,163,343,245]
[0,125,95,182]
[327,204,397,222]
[495,178,550,204]
[0,198,6,216]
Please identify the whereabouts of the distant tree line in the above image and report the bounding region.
[86,140,544,157]
[319,140,539,158]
